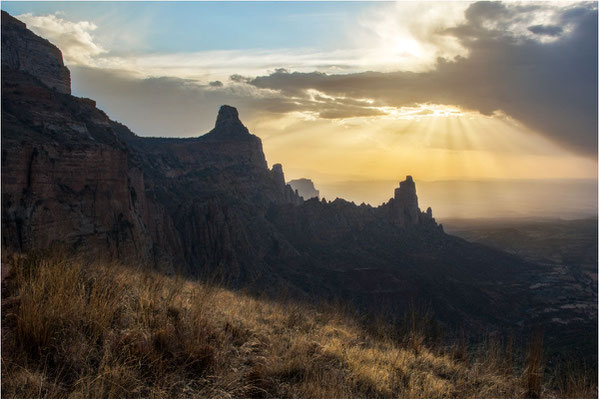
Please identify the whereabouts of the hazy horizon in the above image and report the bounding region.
[307,177,598,220]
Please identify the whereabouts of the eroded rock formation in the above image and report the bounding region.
[1,11,70,94]
[388,175,437,228]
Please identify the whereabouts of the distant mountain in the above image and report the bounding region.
[288,178,319,200]
[2,10,594,348]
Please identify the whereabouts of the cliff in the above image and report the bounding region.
[0,11,178,269]
[1,11,70,94]
[1,13,300,275]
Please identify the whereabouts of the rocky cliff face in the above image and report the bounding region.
[110,105,303,281]
[0,12,176,268]
[1,77,156,266]
[1,12,537,330]
[1,11,70,95]
[1,10,303,276]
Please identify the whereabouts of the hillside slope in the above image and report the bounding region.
[3,253,594,398]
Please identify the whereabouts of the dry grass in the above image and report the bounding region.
[1,251,597,398]
[523,328,544,398]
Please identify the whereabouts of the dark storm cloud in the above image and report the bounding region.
[248,2,598,156]
[528,24,563,36]
[230,74,251,84]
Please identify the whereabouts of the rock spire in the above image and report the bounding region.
[206,105,251,138]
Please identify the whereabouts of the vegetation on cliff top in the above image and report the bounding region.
[1,251,596,398]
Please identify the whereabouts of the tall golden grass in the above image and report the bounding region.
[1,251,596,398]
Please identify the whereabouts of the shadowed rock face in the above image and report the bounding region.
[395,176,417,207]
[271,164,286,187]
[0,15,160,267]
[1,11,70,95]
[1,12,544,332]
[390,175,422,227]
[1,69,156,267]
[205,105,251,138]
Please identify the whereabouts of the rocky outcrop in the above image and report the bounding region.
[385,176,439,229]
[271,164,286,187]
[395,176,419,214]
[1,70,158,267]
[389,176,421,226]
[205,105,250,138]
[0,13,181,269]
[288,178,319,200]
[106,102,303,278]
[1,11,70,95]
[270,164,302,206]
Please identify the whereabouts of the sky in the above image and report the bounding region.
[2,1,598,215]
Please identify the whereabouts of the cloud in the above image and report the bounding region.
[16,12,106,65]
[247,2,598,157]
[69,66,386,136]
[12,3,472,79]
[454,1,575,43]
[528,24,563,36]
[18,2,596,159]
[69,66,277,136]
[350,1,472,72]
[17,11,419,79]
